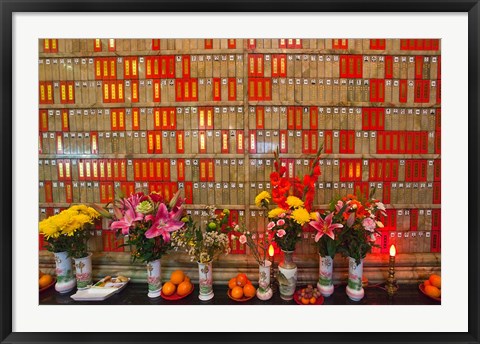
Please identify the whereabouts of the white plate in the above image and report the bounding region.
[70,276,130,301]
[70,287,118,301]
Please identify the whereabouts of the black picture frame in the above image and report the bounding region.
[1,1,479,343]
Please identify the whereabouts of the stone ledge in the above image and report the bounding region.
[39,251,440,285]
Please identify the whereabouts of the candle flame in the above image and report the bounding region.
[390,244,396,257]
[268,244,274,257]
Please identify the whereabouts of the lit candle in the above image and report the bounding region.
[268,244,274,266]
[386,244,398,296]
[389,244,396,257]
[389,244,396,267]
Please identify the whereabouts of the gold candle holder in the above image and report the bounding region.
[386,244,398,296]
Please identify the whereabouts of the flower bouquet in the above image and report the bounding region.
[264,145,322,252]
[39,205,100,292]
[171,206,232,300]
[257,145,322,300]
[235,193,273,299]
[308,211,344,296]
[331,191,387,301]
[93,190,186,297]
[333,192,386,265]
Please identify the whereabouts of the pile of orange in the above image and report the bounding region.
[297,284,320,304]
[423,274,441,298]
[162,270,192,296]
[228,273,256,299]
[39,270,53,289]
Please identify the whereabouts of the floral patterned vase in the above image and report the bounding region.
[317,254,334,297]
[256,260,273,301]
[146,259,162,298]
[53,251,76,293]
[346,257,365,301]
[277,250,297,300]
[73,252,93,290]
[198,261,214,301]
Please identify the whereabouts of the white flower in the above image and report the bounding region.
[376,221,384,228]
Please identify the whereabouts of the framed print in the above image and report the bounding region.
[1,1,479,344]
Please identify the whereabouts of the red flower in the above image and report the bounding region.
[313,165,321,177]
[279,178,291,194]
[303,175,315,188]
[270,172,281,186]
[279,166,287,176]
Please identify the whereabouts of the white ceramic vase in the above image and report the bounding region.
[53,251,76,293]
[317,254,334,297]
[346,257,365,301]
[277,250,297,301]
[73,252,93,290]
[198,261,214,301]
[146,259,162,298]
[256,260,273,301]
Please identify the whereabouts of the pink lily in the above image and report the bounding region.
[310,212,343,242]
[111,202,144,235]
[335,200,344,213]
[145,203,185,241]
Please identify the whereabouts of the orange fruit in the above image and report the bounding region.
[228,277,237,289]
[231,286,244,299]
[184,276,190,284]
[243,283,256,297]
[236,273,248,287]
[425,285,441,298]
[309,297,317,304]
[170,270,185,285]
[162,281,176,296]
[301,297,310,305]
[39,274,53,289]
[424,280,431,287]
[429,274,441,289]
[177,281,192,296]
[39,270,44,278]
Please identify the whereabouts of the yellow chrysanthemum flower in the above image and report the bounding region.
[39,220,60,239]
[255,191,271,207]
[310,212,319,221]
[268,207,286,218]
[292,207,311,226]
[286,196,304,208]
